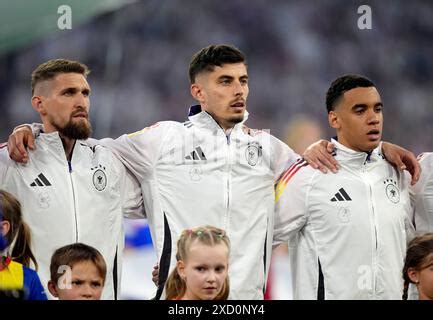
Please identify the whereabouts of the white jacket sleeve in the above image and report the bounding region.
[98,122,171,182]
[0,146,10,187]
[270,134,301,181]
[112,155,146,219]
[273,159,310,247]
[410,153,433,233]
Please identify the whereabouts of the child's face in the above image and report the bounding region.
[178,242,229,300]
[416,263,433,300]
[0,220,10,237]
[49,260,104,300]
[0,220,10,251]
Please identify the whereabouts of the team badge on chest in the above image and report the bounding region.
[189,165,202,181]
[37,191,51,209]
[384,178,400,204]
[245,141,262,166]
[91,165,107,191]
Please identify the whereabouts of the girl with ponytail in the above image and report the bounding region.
[165,225,231,300]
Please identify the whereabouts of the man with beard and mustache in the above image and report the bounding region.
[0,59,144,299]
[6,47,420,300]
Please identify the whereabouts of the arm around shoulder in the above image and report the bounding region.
[101,121,173,182]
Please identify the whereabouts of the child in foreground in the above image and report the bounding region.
[165,225,230,300]
[48,242,106,300]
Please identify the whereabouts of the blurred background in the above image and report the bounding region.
[0,0,432,299]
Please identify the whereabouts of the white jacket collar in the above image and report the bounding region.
[37,130,83,162]
[331,138,383,167]
[38,131,67,152]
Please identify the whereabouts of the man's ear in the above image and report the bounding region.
[190,83,205,103]
[31,96,46,115]
[328,111,340,129]
[47,280,60,298]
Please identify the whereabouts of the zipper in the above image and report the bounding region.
[369,181,378,297]
[224,132,232,231]
[68,160,79,242]
[363,162,378,297]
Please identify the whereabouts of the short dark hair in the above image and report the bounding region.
[50,243,106,285]
[326,74,375,113]
[31,59,90,95]
[189,44,246,83]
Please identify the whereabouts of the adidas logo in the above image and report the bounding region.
[30,173,52,187]
[330,188,352,202]
[185,146,207,160]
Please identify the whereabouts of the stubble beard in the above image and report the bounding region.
[229,113,245,125]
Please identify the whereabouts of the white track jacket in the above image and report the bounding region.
[0,131,143,299]
[274,140,413,300]
[101,105,298,299]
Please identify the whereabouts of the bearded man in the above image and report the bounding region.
[0,59,144,299]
